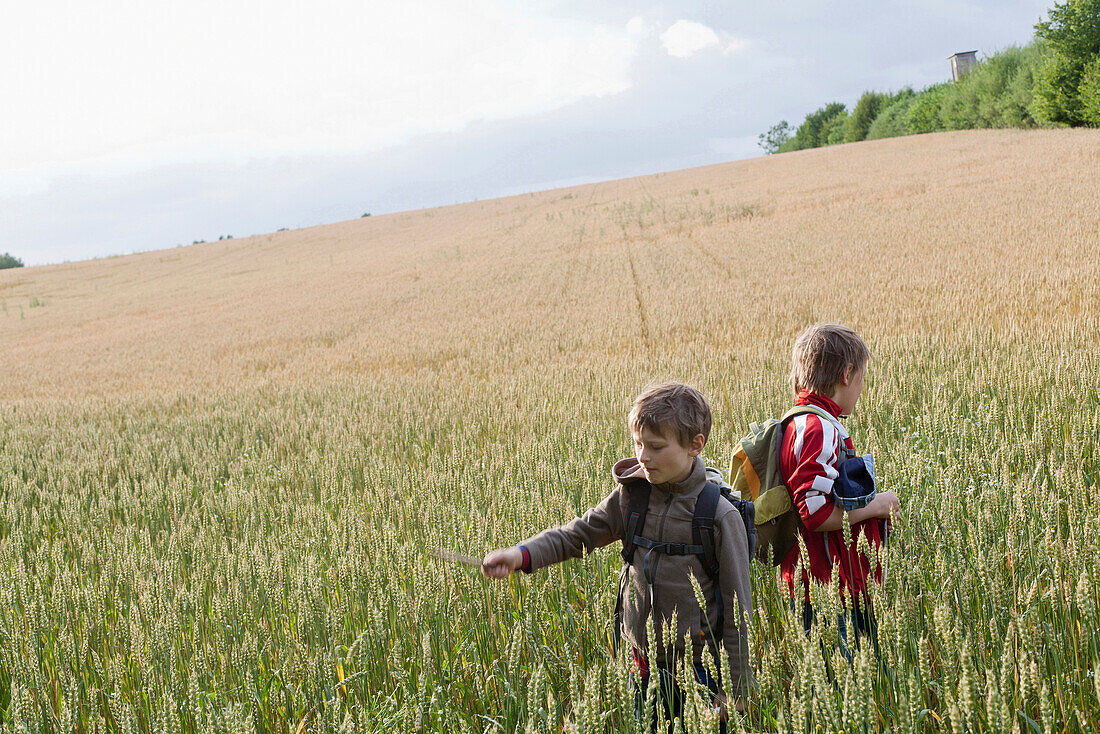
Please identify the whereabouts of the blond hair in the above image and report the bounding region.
[628,382,712,448]
[789,323,870,395]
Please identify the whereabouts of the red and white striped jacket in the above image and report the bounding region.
[779,391,884,605]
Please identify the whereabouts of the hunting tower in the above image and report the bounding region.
[949,51,979,81]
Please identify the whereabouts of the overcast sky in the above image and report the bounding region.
[1,0,1053,266]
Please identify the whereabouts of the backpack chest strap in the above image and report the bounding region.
[631,536,705,556]
[631,535,706,587]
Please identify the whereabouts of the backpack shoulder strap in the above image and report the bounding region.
[616,480,651,653]
[693,481,733,655]
[620,482,652,564]
[778,404,845,458]
[781,403,832,425]
[782,404,848,436]
[695,482,759,572]
[781,404,854,463]
[692,481,722,580]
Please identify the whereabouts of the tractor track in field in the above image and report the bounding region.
[687,230,734,280]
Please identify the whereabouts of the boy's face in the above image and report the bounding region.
[633,425,704,485]
[832,361,867,416]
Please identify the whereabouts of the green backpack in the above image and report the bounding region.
[727,405,851,565]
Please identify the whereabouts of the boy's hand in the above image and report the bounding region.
[711,693,745,721]
[713,692,728,721]
[481,547,523,578]
[845,490,901,529]
[873,491,901,527]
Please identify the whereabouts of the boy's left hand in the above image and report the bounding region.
[481,546,523,578]
[874,490,901,530]
[712,692,744,720]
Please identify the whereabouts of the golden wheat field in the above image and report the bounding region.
[1,128,1099,733]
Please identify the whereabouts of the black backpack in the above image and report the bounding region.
[614,478,757,648]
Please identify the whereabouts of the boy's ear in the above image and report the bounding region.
[840,363,854,386]
[689,433,706,456]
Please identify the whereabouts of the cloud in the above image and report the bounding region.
[661,20,720,57]
[721,34,752,55]
[0,1,641,177]
[626,15,660,38]
[660,19,749,58]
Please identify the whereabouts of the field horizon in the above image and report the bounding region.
[2,128,1099,733]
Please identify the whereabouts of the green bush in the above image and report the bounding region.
[1033,53,1084,124]
[775,139,798,153]
[866,88,917,140]
[1004,43,1049,126]
[904,83,950,134]
[940,71,982,129]
[939,44,1046,129]
[845,91,889,142]
[781,102,847,151]
[823,112,849,145]
[0,252,24,270]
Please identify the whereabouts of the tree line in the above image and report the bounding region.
[759,0,1100,154]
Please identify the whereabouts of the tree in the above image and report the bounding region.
[823,112,849,145]
[904,84,950,134]
[0,252,24,270]
[844,91,888,143]
[758,120,792,154]
[1034,0,1100,124]
[936,44,1046,129]
[1036,0,1100,61]
[866,88,917,140]
[1080,55,1100,124]
[787,102,847,150]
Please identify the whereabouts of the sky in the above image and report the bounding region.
[1,0,1054,266]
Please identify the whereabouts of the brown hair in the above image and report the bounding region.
[789,323,870,395]
[628,382,712,448]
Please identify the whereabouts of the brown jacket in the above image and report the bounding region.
[522,456,753,694]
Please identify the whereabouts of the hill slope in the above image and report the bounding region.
[1,128,1097,401]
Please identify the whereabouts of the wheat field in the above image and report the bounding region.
[1,129,1099,733]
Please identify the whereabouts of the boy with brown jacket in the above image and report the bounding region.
[482,383,753,729]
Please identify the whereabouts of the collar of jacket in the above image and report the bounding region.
[795,389,844,418]
[611,455,705,494]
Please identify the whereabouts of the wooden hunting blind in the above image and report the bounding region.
[949,51,979,81]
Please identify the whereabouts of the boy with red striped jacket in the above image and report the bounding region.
[780,324,900,645]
